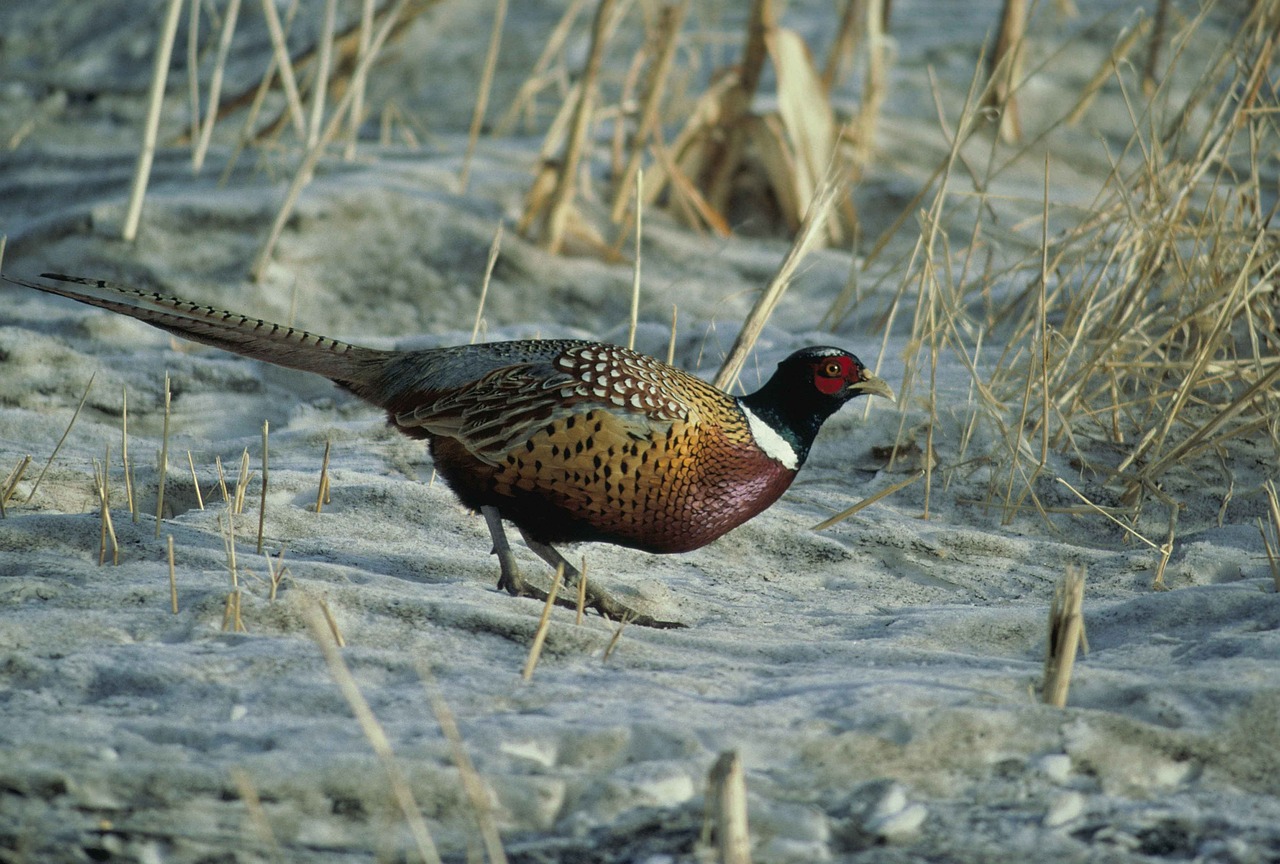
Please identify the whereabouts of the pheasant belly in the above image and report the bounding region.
[427,409,798,554]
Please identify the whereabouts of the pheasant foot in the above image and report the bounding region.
[516,528,684,629]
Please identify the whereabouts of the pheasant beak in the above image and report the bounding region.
[852,370,895,402]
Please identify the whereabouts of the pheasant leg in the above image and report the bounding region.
[482,505,526,595]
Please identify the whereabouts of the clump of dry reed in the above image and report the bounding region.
[832,5,1279,579]
[514,0,887,255]
[121,0,436,275]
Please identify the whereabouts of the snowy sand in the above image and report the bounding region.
[2,1,1279,862]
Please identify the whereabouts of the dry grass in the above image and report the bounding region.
[471,223,504,345]
[575,556,588,625]
[230,448,253,516]
[813,470,924,532]
[26,372,94,505]
[495,2,1274,562]
[713,168,844,391]
[220,510,246,633]
[825,5,1280,570]
[93,447,120,566]
[0,455,31,518]
[984,0,1028,144]
[507,0,890,252]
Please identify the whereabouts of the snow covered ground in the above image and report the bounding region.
[2,1,1277,861]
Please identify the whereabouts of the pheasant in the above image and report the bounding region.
[4,273,893,626]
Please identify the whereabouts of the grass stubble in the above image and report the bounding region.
[1042,565,1088,708]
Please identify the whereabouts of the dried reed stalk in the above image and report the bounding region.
[421,671,508,864]
[259,0,307,137]
[1142,0,1171,95]
[627,168,643,350]
[602,614,627,660]
[850,0,888,171]
[666,304,678,365]
[0,455,31,518]
[713,169,843,391]
[522,563,564,680]
[1064,17,1148,127]
[458,0,508,192]
[215,455,230,503]
[305,603,443,864]
[812,471,923,531]
[186,0,200,156]
[318,596,345,646]
[94,451,119,566]
[167,534,179,613]
[256,421,269,554]
[471,223,504,344]
[316,438,332,512]
[251,0,413,281]
[1043,566,1086,707]
[704,751,752,864]
[344,0,374,160]
[220,512,245,632]
[984,0,1027,143]
[609,2,686,224]
[230,769,283,857]
[821,0,861,93]
[494,0,589,136]
[218,0,294,186]
[1263,482,1280,592]
[704,0,771,216]
[193,0,241,172]
[123,0,184,242]
[307,0,339,149]
[121,387,137,520]
[232,449,251,515]
[28,372,95,504]
[575,557,588,626]
[155,373,172,536]
[186,451,205,510]
[529,0,617,253]
[266,547,288,601]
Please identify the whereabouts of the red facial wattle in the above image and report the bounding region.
[813,355,856,395]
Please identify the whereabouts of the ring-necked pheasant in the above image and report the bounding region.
[4,273,893,626]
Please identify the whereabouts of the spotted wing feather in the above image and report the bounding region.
[391,343,700,464]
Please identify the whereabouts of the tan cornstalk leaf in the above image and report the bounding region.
[767,26,842,241]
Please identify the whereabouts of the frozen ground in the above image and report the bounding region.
[1,1,1278,862]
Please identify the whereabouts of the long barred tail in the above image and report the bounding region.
[4,273,394,391]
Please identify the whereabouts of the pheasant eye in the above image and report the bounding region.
[823,362,843,377]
